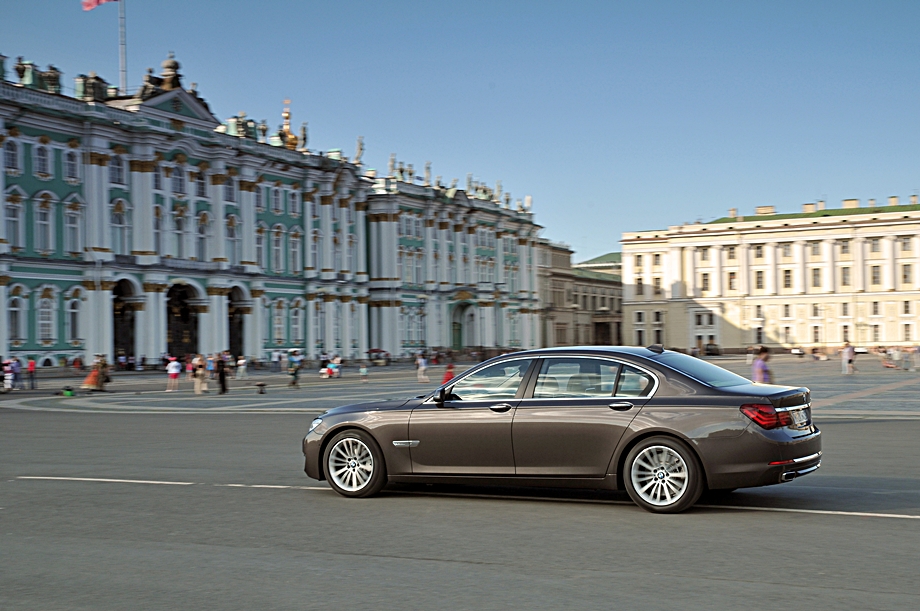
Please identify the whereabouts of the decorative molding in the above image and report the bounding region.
[340,295,353,303]
[143,282,168,293]
[170,118,185,131]
[67,138,80,149]
[0,275,11,287]
[250,289,265,297]
[129,160,155,173]
[85,152,110,166]
[100,281,117,291]
[322,294,338,302]
[8,126,20,137]
[210,174,228,185]
[112,144,128,155]
[38,134,51,145]
[130,250,157,256]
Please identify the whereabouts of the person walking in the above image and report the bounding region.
[217,357,228,395]
[359,362,369,383]
[27,357,37,390]
[416,353,429,383]
[10,358,22,390]
[166,357,181,392]
[842,342,857,374]
[752,346,773,384]
[441,362,455,385]
[236,355,248,379]
[288,350,303,388]
[206,354,215,380]
[193,357,207,395]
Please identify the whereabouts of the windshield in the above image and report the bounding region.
[654,352,750,388]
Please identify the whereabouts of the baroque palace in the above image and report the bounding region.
[0,52,541,366]
[622,199,920,351]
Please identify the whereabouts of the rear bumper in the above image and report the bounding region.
[699,425,822,490]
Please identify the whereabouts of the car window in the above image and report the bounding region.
[533,358,620,399]
[449,359,533,401]
[652,352,749,388]
[615,364,655,397]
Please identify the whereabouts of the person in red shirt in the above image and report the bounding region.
[441,362,455,385]
[27,358,37,390]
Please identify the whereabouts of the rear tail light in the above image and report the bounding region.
[740,403,793,430]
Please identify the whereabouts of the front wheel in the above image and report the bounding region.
[323,430,387,498]
[624,436,703,513]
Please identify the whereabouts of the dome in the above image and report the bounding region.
[161,52,179,72]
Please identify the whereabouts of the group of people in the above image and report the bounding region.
[1,357,37,392]
[165,352,249,394]
[79,355,111,391]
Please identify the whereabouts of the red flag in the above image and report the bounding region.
[83,0,118,11]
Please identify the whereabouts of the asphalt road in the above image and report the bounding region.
[3,360,920,610]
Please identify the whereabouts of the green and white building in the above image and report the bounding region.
[0,52,541,365]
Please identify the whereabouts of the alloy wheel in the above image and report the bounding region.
[630,444,690,507]
[328,437,375,492]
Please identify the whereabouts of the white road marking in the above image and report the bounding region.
[17,476,195,486]
[14,476,920,520]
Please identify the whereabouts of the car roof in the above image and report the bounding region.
[498,346,664,359]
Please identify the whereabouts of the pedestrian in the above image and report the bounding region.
[236,355,248,379]
[217,357,228,395]
[288,350,303,388]
[441,362,455,385]
[185,355,194,380]
[166,357,181,392]
[2,360,12,393]
[752,346,772,384]
[745,346,754,365]
[416,353,429,383]
[842,342,856,375]
[359,362,368,383]
[10,358,22,390]
[27,357,37,390]
[193,357,207,395]
[207,354,215,380]
[271,350,281,373]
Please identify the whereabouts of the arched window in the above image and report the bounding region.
[397,249,404,284]
[172,167,186,195]
[415,252,423,285]
[153,207,163,254]
[153,165,162,190]
[290,191,300,216]
[5,198,22,248]
[65,207,81,254]
[174,214,186,259]
[111,206,128,255]
[35,205,52,252]
[272,227,284,273]
[291,304,304,342]
[271,189,282,214]
[223,178,236,202]
[196,215,208,261]
[38,298,54,342]
[227,217,240,266]
[273,303,285,343]
[3,140,18,171]
[65,151,79,180]
[289,232,302,275]
[109,155,125,185]
[9,296,25,341]
[67,299,81,342]
[310,197,317,219]
[35,146,50,175]
[196,172,207,198]
[255,187,263,211]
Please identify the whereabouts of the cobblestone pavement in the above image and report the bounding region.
[2,354,917,417]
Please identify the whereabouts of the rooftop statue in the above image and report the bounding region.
[300,122,308,151]
[354,136,364,164]
[388,154,396,177]
[424,162,431,186]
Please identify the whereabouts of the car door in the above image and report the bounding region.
[409,358,535,475]
[512,357,656,476]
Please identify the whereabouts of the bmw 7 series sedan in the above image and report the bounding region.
[302,346,822,513]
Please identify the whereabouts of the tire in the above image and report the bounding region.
[623,436,703,513]
[323,429,387,498]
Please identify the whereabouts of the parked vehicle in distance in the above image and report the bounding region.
[302,346,822,513]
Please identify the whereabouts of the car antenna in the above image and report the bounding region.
[647,344,664,354]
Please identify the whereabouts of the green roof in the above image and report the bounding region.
[572,268,621,283]
[576,251,621,265]
[710,204,920,224]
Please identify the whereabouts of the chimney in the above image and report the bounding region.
[802,203,816,213]
[817,200,825,210]
[728,208,737,218]
[869,198,876,207]
[888,195,899,206]
[754,205,775,216]
[842,198,859,209]
[912,194,918,206]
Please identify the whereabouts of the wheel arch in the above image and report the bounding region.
[614,430,710,492]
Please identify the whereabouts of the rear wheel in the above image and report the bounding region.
[624,436,703,513]
[323,430,387,498]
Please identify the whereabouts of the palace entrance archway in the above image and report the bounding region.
[451,303,477,351]
[228,286,246,358]
[167,284,199,358]
[112,279,136,360]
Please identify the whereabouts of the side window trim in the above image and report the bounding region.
[438,357,536,402]
[516,358,541,400]
[614,363,657,399]
[525,356,627,401]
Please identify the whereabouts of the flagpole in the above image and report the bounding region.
[119,0,127,95]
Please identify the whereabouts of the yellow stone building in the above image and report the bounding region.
[621,197,920,351]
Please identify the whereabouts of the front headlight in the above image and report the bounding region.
[309,417,323,433]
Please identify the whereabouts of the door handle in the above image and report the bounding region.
[608,401,634,411]
[489,403,513,413]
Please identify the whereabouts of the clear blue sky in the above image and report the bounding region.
[4,1,920,260]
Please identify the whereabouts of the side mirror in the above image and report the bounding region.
[435,387,447,407]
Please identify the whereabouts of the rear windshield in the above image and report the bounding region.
[654,352,750,388]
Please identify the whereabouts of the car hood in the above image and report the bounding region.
[322,397,414,417]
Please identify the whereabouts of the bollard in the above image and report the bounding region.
[255,382,267,395]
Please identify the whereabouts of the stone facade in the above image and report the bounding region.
[0,52,540,365]
[622,199,920,351]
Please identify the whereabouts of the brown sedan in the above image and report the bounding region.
[302,346,821,513]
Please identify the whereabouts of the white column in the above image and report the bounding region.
[738,245,750,296]
[883,236,896,291]
[304,294,316,359]
[134,301,147,367]
[823,239,836,294]
[240,176,257,272]
[211,174,227,267]
[0,272,9,357]
[0,144,7,253]
[518,237,529,297]
[529,241,538,303]
[425,220,435,289]
[766,242,777,295]
[130,158,155,264]
[84,147,113,261]
[854,238,866,292]
[454,224,464,287]
[496,232,505,288]
[795,241,807,294]
[685,247,697,298]
[356,204,367,281]
[324,296,335,352]
[321,191,334,279]
[914,236,920,287]
[666,248,682,298]
[358,298,369,360]
[250,289,265,361]
[100,283,115,362]
[713,245,723,297]
[342,298,353,358]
